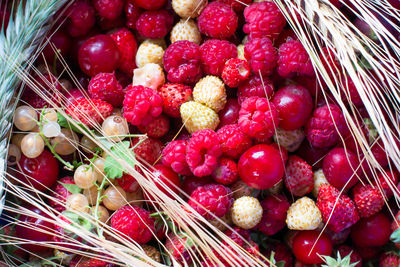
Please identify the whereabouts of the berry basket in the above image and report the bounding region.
[1,0,400,266]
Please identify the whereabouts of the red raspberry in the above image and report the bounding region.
[123,85,163,126]
[237,75,274,104]
[66,98,113,128]
[118,173,140,193]
[111,205,155,244]
[222,58,251,88]
[93,0,124,20]
[336,245,362,267]
[243,2,286,41]
[186,129,222,177]
[277,39,314,78]
[373,170,398,198]
[238,96,279,139]
[163,40,202,84]
[110,28,138,75]
[305,104,348,148]
[197,2,238,39]
[49,176,74,212]
[216,124,252,159]
[158,83,193,118]
[125,2,143,30]
[200,39,237,76]
[88,72,124,106]
[162,140,192,175]
[352,183,384,218]
[211,157,239,185]
[132,137,163,165]
[138,114,170,138]
[216,0,252,12]
[284,155,313,196]
[129,0,166,10]
[257,194,290,236]
[244,37,278,76]
[188,184,233,219]
[136,10,173,38]
[66,1,96,37]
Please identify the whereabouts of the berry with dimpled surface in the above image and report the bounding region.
[172,0,207,18]
[352,183,384,218]
[216,0,252,12]
[136,10,173,39]
[132,137,163,165]
[66,98,113,128]
[217,124,252,159]
[237,75,274,104]
[162,140,192,175]
[211,157,238,185]
[278,39,314,78]
[231,196,263,229]
[49,176,74,212]
[138,114,170,138]
[193,75,227,112]
[88,72,124,107]
[284,155,314,197]
[170,19,202,45]
[180,101,220,133]
[245,37,278,76]
[222,58,251,88]
[200,39,237,77]
[286,196,322,231]
[136,42,164,68]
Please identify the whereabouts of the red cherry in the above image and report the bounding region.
[78,34,120,76]
[151,164,181,198]
[93,0,125,20]
[128,0,166,10]
[272,84,313,130]
[351,213,391,247]
[15,206,54,253]
[323,147,361,191]
[42,30,71,62]
[66,1,96,37]
[218,98,240,128]
[17,150,59,191]
[297,140,330,169]
[292,230,333,264]
[238,144,285,189]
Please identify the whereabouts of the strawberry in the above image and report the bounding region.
[352,183,384,218]
[286,196,322,230]
[165,232,197,265]
[379,251,400,267]
[284,155,314,196]
[137,114,170,138]
[230,196,263,229]
[317,184,359,233]
[66,98,113,128]
[180,101,220,133]
[159,83,193,118]
[110,28,138,75]
[131,137,163,165]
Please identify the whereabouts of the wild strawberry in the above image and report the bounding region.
[88,72,124,107]
[170,19,202,45]
[171,0,207,18]
[180,101,220,133]
[69,256,112,267]
[158,83,192,118]
[137,114,170,138]
[165,232,197,265]
[284,155,313,196]
[217,124,252,159]
[110,28,138,75]
[66,98,113,128]
[231,196,263,229]
[373,170,398,199]
[132,137,163,164]
[49,176,75,212]
[273,128,305,152]
[312,169,329,197]
[193,75,227,112]
[211,157,239,185]
[352,183,384,218]
[221,58,251,88]
[379,252,400,267]
[136,41,164,68]
[286,197,322,230]
[277,39,314,78]
[317,184,359,233]
[257,194,290,235]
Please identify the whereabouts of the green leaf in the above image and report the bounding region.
[104,141,136,179]
[59,182,82,194]
[391,229,400,243]
[57,112,94,135]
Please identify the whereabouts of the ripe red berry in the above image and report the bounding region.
[238,144,285,190]
[200,39,237,77]
[211,157,239,185]
[222,58,251,88]
[150,164,181,198]
[138,114,170,138]
[158,83,193,118]
[118,173,140,193]
[237,75,274,105]
[42,30,71,62]
[352,183,384,218]
[129,0,166,10]
[292,230,333,264]
[218,98,240,127]
[136,10,173,39]
[245,37,278,76]
[132,137,163,165]
[88,72,124,106]
[216,0,252,12]
[165,233,197,264]
[162,140,192,176]
[49,176,75,212]
[66,1,96,37]
[125,2,143,30]
[93,0,124,20]
[278,39,314,78]
[257,194,290,236]
[66,98,113,128]
[110,28,138,75]
[217,124,252,159]
[351,212,391,247]
[284,155,314,197]
[374,170,398,198]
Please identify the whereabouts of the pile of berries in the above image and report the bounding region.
[5,0,400,266]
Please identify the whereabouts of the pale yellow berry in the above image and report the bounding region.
[136,42,164,68]
[51,128,79,156]
[170,19,201,45]
[132,63,165,90]
[43,108,58,122]
[172,0,207,18]
[80,136,97,153]
[74,164,100,189]
[286,197,322,230]
[237,44,246,60]
[180,101,219,133]
[42,121,61,138]
[21,133,44,158]
[7,144,21,166]
[231,196,263,229]
[273,128,305,152]
[193,75,227,112]
[102,115,129,142]
[83,186,100,206]
[12,133,25,149]
[14,105,38,131]
[93,157,106,183]
[103,186,127,211]
[91,205,109,223]
[66,193,89,213]
[312,169,329,197]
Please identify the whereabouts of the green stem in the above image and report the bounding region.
[39,132,74,170]
[94,176,108,238]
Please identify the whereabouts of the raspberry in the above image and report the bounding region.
[180,101,220,133]
[162,140,192,175]
[93,0,124,20]
[136,10,173,38]
[244,37,278,76]
[352,183,384,218]
[188,184,233,219]
[172,0,207,18]
[216,124,252,159]
[132,137,163,164]
[110,28,138,75]
[125,2,142,30]
[258,194,290,235]
[243,2,286,40]
[123,85,163,126]
[237,75,274,104]
[137,114,170,138]
[193,75,227,112]
[305,104,348,148]
[277,39,314,78]
[200,39,237,76]
[136,42,164,68]
[49,177,74,212]
[88,72,124,106]
[216,0,252,12]
[111,205,155,244]
[170,19,202,45]
[159,83,193,118]
[222,58,251,88]
[163,40,202,84]
[211,157,239,185]
[197,2,238,39]
[132,63,165,90]
[186,129,222,177]
[238,96,279,139]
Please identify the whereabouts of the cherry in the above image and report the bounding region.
[297,140,330,170]
[129,0,167,10]
[78,34,120,76]
[66,1,96,37]
[218,98,240,127]
[292,230,333,264]
[182,176,213,196]
[238,144,285,190]
[15,206,54,253]
[351,212,391,247]
[17,150,59,191]
[93,0,125,20]
[125,2,143,30]
[151,164,181,198]
[322,147,361,191]
[272,84,313,130]
[64,88,85,104]
[42,30,72,62]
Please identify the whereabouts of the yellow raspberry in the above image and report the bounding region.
[231,196,263,229]
[193,75,227,112]
[170,19,202,45]
[237,44,246,60]
[180,101,219,133]
[273,128,305,152]
[172,0,208,18]
[312,169,329,197]
[136,42,164,68]
[286,197,322,230]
